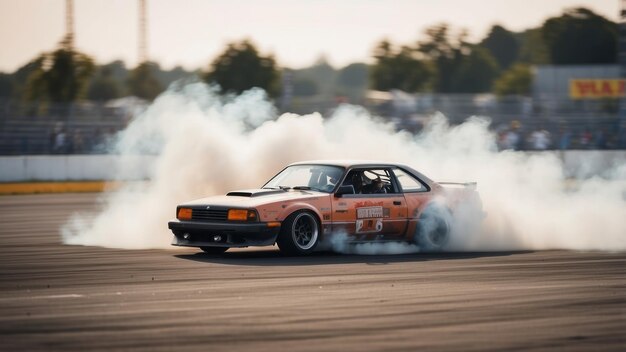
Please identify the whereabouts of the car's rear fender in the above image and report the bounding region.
[441,187,482,211]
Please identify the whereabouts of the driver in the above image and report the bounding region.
[372,177,387,193]
[320,168,343,191]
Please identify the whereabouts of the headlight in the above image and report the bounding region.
[177,207,192,220]
[227,209,257,221]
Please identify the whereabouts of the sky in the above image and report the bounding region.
[0,0,619,72]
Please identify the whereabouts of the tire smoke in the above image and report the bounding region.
[61,83,626,252]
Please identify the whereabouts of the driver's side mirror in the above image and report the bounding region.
[335,185,355,198]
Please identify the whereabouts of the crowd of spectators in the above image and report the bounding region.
[496,121,620,151]
[49,123,117,154]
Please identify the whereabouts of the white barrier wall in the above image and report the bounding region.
[0,155,156,182]
[0,152,624,182]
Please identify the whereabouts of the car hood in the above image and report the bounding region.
[181,188,329,208]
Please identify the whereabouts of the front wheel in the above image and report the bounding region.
[200,246,228,255]
[277,211,320,256]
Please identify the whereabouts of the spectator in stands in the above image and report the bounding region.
[49,122,64,154]
[70,129,85,154]
[53,128,67,154]
[529,126,551,150]
[594,129,607,149]
[558,127,572,150]
[502,121,521,150]
[579,129,593,149]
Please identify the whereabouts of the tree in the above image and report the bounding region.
[21,57,47,102]
[292,79,318,97]
[415,24,503,93]
[371,40,432,92]
[103,60,130,83]
[302,57,337,97]
[12,58,46,100]
[0,73,13,98]
[494,64,533,96]
[480,25,519,70]
[205,40,280,96]
[87,67,122,101]
[154,65,194,88]
[517,28,550,65]
[542,7,617,64]
[337,63,368,88]
[336,63,369,101]
[416,24,466,93]
[127,62,163,100]
[23,37,95,103]
[455,46,500,93]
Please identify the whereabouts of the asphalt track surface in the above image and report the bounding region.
[0,193,624,351]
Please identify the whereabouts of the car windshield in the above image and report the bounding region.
[263,165,345,193]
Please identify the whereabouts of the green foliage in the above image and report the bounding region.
[292,79,318,97]
[306,58,337,95]
[87,67,122,101]
[417,24,499,93]
[0,73,13,98]
[542,7,617,64]
[154,65,195,88]
[494,64,533,96]
[371,40,432,92]
[336,63,369,101]
[23,38,95,103]
[337,63,368,88]
[416,25,462,93]
[102,60,130,83]
[12,58,46,100]
[22,57,48,102]
[370,25,501,94]
[205,40,280,96]
[480,25,519,70]
[517,29,550,65]
[127,62,164,100]
[46,47,95,102]
[455,46,500,93]
[416,24,473,92]
[92,61,192,100]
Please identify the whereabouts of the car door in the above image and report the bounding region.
[391,167,433,241]
[331,168,408,240]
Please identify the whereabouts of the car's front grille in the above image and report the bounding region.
[191,209,228,222]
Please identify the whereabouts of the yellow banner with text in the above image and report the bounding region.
[570,79,625,99]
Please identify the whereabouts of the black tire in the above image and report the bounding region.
[277,211,321,256]
[414,205,451,252]
[200,246,228,255]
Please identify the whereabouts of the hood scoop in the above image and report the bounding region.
[226,189,285,197]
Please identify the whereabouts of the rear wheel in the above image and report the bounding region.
[414,206,451,252]
[200,246,228,255]
[277,211,320,256]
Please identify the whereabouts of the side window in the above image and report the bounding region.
[394,168,427,192]
[342,169,397,194]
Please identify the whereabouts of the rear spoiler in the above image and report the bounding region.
[438,182,477,190]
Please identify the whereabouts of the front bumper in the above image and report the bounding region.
[168,220,280,248]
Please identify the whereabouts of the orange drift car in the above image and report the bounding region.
[168,160,481,255]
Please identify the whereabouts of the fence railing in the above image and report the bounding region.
[0,95,624,155]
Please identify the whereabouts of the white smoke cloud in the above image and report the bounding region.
[323,231,420,255]
[62,83,626,252]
